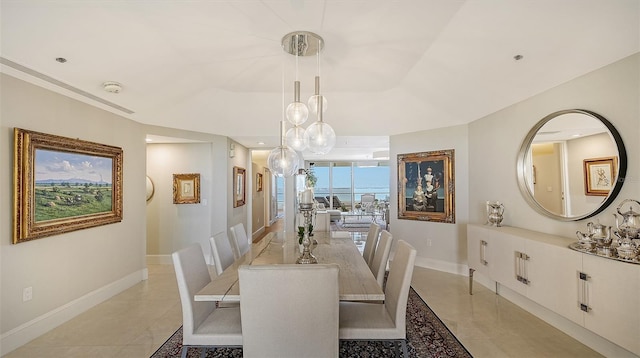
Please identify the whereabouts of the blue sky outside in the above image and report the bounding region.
[313,166,389,188]
[35,149,113,184]
[312,165,390,202]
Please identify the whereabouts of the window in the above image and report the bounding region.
[332,162,352,210]
[308,161,389,211]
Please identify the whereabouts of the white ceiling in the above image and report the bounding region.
[1,0,638,160]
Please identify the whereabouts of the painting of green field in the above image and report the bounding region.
[35,183,113,222]
[34,148,114,222]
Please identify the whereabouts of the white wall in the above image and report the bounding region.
[228,139,250,237]
[389,53,639,273]
[147,143,213,263]
[0,74,147,353]
[390,124,470,274]
[469,53,639,240]
[566,133,619,215]
[143,125,239,264]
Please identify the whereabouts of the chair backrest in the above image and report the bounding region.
[209,232,236,276]
[384,240,417,333]
[229,223,250,259]
[172,244,216,342]
[315,196,330,208]
[370,230,393,287]
[239,264,340,358]
[362,223,381,267]
[361,193,375,213]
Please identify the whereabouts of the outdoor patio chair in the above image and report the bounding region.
[328,195,345,210]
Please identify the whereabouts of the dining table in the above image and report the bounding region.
[195,231,385,302]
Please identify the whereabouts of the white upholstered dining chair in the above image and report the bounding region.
[370,229,393,287]
[339,240,417,358]
[362,222,381,267]
[209,232,235,276]
[172,244,242,358]
[229,223,250,259]
[238,264,340,358]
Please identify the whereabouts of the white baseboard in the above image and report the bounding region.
[0,269,145,356]
[414,256,468,276]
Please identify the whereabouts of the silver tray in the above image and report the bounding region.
[569,242,640,265]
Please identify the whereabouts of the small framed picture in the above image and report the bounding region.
[583,157,616,196]
[233,167,246,207]
[173,173,200,204]
[256,173,263,192]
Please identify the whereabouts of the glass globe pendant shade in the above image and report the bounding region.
[308,95,327,116]
[285,101,309,126]
[267,145,300,178]
[286,126,307,151]
[304,121,336,154]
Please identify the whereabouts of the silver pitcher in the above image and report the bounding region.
[589,220,612,248]
[486,201,504,227]
[613,199,640,240]
[575,227,595,251]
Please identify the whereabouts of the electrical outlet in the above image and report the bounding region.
[23,287,32,302]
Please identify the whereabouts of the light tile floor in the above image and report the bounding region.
[5,262,601,357]
[412,266,601,358]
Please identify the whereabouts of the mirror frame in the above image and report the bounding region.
[516,109,627,221]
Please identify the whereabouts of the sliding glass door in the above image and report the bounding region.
[331,162,353,210]
[308,161,389,212]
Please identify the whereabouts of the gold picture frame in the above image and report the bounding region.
[13,128,123,244]
[398,149,455,223]
[233,166,246,207]
[584,157,616,196]
[173,173,200,204]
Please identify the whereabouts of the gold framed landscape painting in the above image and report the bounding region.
[584,157,616,196]
[13,128,123,244]
[398,149,455,223]
[173,173,201,204]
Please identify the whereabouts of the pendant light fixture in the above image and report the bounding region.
[304,36,335,154]
[281,31,335,155]
[267,62,300,178]
[284,32,309,151]
[267,121,300,177]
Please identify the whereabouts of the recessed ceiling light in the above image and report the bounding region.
[257,141,265,145]
[55,57,67,63]
[513,54,523,61]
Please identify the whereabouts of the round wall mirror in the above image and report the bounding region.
[516,109,627,221]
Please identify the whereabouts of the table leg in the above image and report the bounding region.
[468,268,475,295]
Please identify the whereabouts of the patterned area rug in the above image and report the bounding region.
[151,288,471,358]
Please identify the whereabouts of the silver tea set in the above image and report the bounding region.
[575,199,640,262]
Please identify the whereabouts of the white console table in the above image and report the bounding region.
[467,224,640,356]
